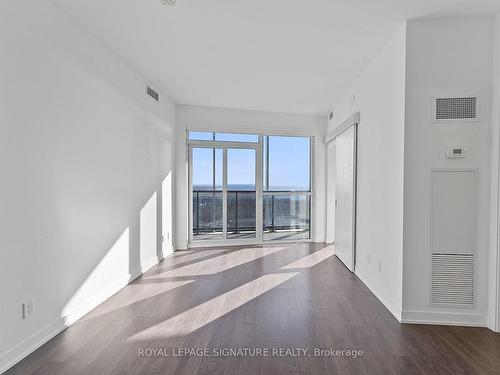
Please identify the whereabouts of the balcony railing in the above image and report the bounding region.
[192,190,310,236]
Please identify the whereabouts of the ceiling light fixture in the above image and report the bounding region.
[161,0,176,6]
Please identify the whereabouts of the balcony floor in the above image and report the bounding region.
[192,229,310,242]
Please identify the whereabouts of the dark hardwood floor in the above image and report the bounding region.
[7,243,500,374]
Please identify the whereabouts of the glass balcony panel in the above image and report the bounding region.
[227,191,256,239]
[263,194,310,241]
[192,191,223,240]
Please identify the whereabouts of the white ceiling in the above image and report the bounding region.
[52,0,500,115]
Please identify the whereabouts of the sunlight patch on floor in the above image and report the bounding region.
[169,248,228,263]
[127,271,299,341]
[145,246,287,278]
[127,245,336,340]
[80,279,194,321]
[280,245,335,270]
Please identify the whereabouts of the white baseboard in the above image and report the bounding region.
[0,314,66,375]
[140,256,162,274]
[487,313,500,332]
[0,256,163,374]
[162,246,174,259]
[401,310,487,327]
[355,270,402,321]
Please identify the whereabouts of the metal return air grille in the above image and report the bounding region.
[146,85,159,102]
[435,97,477,121]
[431,253,474,307]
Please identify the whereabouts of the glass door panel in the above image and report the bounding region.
[226,148,256,239]
[192,147,223,241]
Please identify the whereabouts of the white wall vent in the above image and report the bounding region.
[431,253,474,307]
[146,84,159,102]
[430,170,477,308]
[433,97,477,122]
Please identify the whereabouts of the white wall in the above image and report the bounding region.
[327,25,407,320]
[489,13,500,332]
[174,104,327,249]
[0,0,175,371]
[402,17,493,326]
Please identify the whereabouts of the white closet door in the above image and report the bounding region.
[334,125,356,271]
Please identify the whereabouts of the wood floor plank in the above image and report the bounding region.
[6,242,500,375]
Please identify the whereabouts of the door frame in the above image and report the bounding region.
[188,140,263,246]
[325,112,359,272]
[187,131,315,248]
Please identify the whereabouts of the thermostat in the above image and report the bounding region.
[446,146,466,158]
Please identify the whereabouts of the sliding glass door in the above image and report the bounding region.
[190,141,260,243]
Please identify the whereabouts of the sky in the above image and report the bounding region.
[191,133,310,191]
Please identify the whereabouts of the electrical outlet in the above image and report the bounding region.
[22,301,33,319]
[365,254,371,264]
[378,260,382,272]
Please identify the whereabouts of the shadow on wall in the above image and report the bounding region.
[0,1,176,371]
[61,172,173,324]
